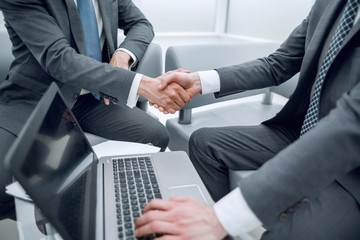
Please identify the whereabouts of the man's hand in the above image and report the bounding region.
[150,70,202,113]
[135,197,228,240]
[138,75,191,114]
[110,50,133,70]
[160,69,202,98]
[104,50,133,105]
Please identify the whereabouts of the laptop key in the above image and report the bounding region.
[112,156,162,239]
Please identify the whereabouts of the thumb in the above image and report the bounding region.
[158,77,168,90]
[175,68,191,74]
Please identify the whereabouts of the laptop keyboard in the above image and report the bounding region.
[112,156,162,240]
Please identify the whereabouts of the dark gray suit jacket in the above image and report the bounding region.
[0,0,153,135]
[216,0,360,229]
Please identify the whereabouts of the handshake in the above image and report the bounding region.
[138,69,202,114]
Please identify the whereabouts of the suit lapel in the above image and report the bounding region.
[98,0,115,57]
[321,1,360,79]
[300,0,345,85]
[63,0,86,55]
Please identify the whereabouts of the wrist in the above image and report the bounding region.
[117,50,132,67]
[138,75,149,96]
[210,206,228,239]
[138,75,156,98]
[190,72,202,95]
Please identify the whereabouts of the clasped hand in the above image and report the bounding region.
[139,69,202,114]
[107,51,200,112]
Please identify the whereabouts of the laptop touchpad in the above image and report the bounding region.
[167,185,207,204]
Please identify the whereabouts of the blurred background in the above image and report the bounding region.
[0,0,315,51]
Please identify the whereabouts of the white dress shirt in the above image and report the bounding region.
[200,8,360,237]
[74,0,141,107]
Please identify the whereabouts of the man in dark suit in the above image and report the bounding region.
[135,0,360,239]
[0,0,190,221]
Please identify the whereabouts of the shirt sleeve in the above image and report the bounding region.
[126,73,142,108]
[198,70,221,95]
[213,188,262,237]
[117,48,138,69]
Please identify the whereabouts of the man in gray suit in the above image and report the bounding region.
[0,0,190,220]
[135,0,360,239]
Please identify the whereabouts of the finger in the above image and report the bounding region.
[169,196,195,202]
[136,210,168,228]
[158,73,180,90]
[163,107,176,114]
[156,106,165,113]
[159,108,168,114]
[178,88,191,104]
[167,84,189,107]
[158,77,169,90]
[142,199,172,214]
[103,98,110,105]
[135,221,178,238]
[154,235,179,240]
[174,68,191,74]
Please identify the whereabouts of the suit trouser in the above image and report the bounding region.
[0,128,17,221]
[189,124,296,201]
[189,124,360,240]
[72,94,169,151]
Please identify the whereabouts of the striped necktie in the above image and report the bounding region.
[300,0,360,136]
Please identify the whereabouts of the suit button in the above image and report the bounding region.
[73,93,79,100]
[286,208,295,214]
[279,213,288,221]
[294,203,302,210]
[301,198,309,205]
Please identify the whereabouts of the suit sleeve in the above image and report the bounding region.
[117,0,154,64]
[0,0,135,105]
[215,15,309,98]
[240,80,360,228]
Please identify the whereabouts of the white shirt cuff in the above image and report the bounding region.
[117,48,138,69]
[126,73,143,108]
[213,188,262,236]
[198,70,220,95]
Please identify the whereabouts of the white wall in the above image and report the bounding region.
[132,0,217,32]
[226,0,315,41]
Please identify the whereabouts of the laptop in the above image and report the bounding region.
[4,82,213,240]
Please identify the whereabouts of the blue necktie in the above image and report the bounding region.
[300,0,360,136]
[77,0,102,100]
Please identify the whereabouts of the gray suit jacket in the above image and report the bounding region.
[0,0,153,135]
[216,0,360,229]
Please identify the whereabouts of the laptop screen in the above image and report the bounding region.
[6,84,97,240]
